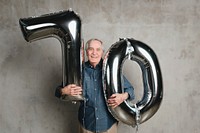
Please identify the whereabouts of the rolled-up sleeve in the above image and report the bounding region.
[55,84,62,98]
[123,76,135,100]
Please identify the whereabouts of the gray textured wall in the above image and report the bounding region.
[0,0,200,133]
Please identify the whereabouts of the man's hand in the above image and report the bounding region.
[107,92,129,108]
[61,84,82,96]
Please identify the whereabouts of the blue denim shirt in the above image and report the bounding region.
[78,60,134,132]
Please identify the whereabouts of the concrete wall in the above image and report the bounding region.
[0,0,200,132]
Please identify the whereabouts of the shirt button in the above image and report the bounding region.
[96,117,99,120]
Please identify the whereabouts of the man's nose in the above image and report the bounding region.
[92,49,97,54]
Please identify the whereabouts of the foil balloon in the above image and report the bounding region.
[19,10,84,101]
[103,38,163,126]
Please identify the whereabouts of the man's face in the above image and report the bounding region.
[86,40,103,67]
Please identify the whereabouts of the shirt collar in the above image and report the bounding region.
[85,59,103,69]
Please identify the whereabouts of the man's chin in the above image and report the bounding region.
[89,60,100,66]
[90,59,98,63]
[90,61,98,64]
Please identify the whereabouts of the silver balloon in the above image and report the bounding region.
[103,38,163,126]
[19,9,84,101]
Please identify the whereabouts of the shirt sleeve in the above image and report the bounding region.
[123,76,135,100]
[55,84,63,98]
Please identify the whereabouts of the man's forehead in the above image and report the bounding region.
[90,40,101,44]
[88,42,102,48]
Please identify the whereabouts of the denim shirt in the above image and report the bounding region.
[55,60,134,132]
[78,60,135,132]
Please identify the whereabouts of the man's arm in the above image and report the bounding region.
[55,84,82,98]
[123,76,135,100]
[107,76,135,108]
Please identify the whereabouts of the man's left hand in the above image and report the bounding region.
[107,92,129,108]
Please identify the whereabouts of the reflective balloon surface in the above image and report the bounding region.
[103,38,163,126]
[19,10,84,101]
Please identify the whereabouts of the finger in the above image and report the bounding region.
[107,99,117,105]
[72,92,82,95]
[70,84,77,88]
[74,88,82,93]
[74,89,82,94]
[72,88,82,95]
[110,94,117,98]
[112,104,118,108]
[108,103,114,106]
[108,103,118,108]
[107,99,115,104]
[108,96,116,101]
[75,86,82,90]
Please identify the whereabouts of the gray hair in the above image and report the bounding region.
[85,38,104,51]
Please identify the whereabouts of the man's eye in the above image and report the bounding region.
[88,48,93,51]
[97,48,101,51]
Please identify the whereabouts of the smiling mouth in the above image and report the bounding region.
[91,56,98,58]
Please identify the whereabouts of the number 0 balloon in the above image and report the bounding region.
[19,10,84,101]
[103,38,163,126]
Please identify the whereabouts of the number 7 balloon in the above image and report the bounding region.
[19,10,84,101]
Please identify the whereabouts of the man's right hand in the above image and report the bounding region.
[61,84,82,96]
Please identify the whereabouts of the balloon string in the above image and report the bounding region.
[83,98,86,128]
[134,104,141,132]
[135,125,139,133]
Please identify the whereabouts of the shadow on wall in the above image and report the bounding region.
[0,32,80,132]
